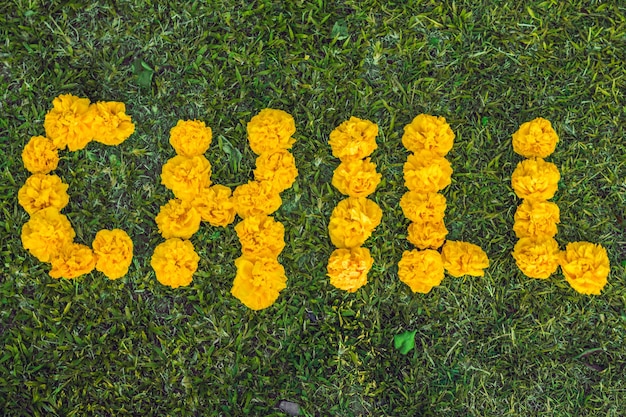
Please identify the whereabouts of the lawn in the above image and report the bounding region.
[1,0,625,415]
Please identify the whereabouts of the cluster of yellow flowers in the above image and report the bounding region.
[20,94,134,280]
[326,117,382,292]
[151,120,235,288]
[397,114,489,293]
[511,118,610,294]
[230,109,298,310]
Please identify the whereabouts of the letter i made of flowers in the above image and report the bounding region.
[397,114,489,294]
[326,117,383,292]
[510,118,610,294]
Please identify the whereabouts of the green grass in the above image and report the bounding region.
[1,0,625,415]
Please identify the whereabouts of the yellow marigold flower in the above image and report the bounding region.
[328,197,382,249]
[253,149,298,193]
[328,116,378,161]
[441,240,490,277]
[327,247,373,293]
[155,199,201,239]
[331,158,381,198]
[402,114,455,156]
[246,108,296,155]
[512,237,560,279]
[560,242,610,295]
[161,155,212,201]
[92,229,133,279]
[233,180,282,219]
[150,238,199,288]
[511,158,560,201]
[231,256,287,310]
[407,219,448,250]
[192,185,236,227]
[18,174,69,215]
[400,191,446,223]
[21,207,75,262]
[49,243,96,279]
[512,117,559,158]
[43,94,94,151]
[513,199,560,239]
[91,101,135,146]
[234,215,285,260]
[169,119,212,157]
[398,249,445,294]
[403,150,453,193]
[22,136,59,174]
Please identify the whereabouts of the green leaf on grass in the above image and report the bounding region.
[331,20,349,40]
[133,59,154,88]
[394,330,417,355]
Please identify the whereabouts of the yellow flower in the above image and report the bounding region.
[246,108,296,155]
[150,238,199,288]
[400,191,446,223]
[403,150,453,193]
[22,136,59,174]
[234,215,285,260]
[21,207,75,262]
[231,256,287,310]
[512,117,559,158]
[407,219,448,250]
[91,101,135,146]
[155,199,201,239]
[43,94,94,151]
[331,158,381,198]
[49,243,96,279]
[402,114,454,156]
[328,116,378,161]
[169,119,212,156]
[560,242,610,295]
[328,197,382,248]
[513,199,560,239]
[161,155,212,201]
[92,229,134,279]
[253,149,298,193]
[18,174,69,215]
[232,180,282,219]
[398,249,444,293]
[192,185,236,227]
[512,237,560,279]
[511,158,560,201]
[327,247,373,292]
[441,241,490,277]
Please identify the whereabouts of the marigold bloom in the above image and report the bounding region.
[246,108,296,155]
[18,174,69,215]
[49,243,96,279]
[511,158,560,201]
[155,199,201,239]
[398,249,445,293]
[560,242,610,295]
[21,207,75,262]
[331,158,381,198]
[513,199,560,239]
[512,117,559,158]
[169,119,212,156]
[234,215,285,260]
[328,116,378,161]
[150,238,199,288]
[327,247,373,292]
[22,136,59,174]
[91,101,135,146]
[192,185,236,227]
[161,155,212,201]
[400,191,446,223]
[328,197,383,248]
[43,94,94,151]
[232,180,282,219]
[253,149,298,193]
[402,114,455,156]
[231,256,288,310]
[512,237,560,279]
[441,241,490,277]
[403,150,453,193]
[407,219,448,250]
[92,229,134,279]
